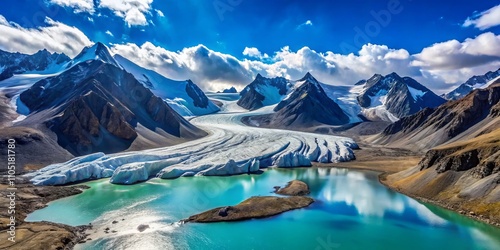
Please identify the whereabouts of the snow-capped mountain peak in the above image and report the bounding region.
[355,72,445,121]
[114,54,219,116]
[255,73,265,80]
[385,72,400,79]
[271,72,350,127]
[0,48,71,81]
[237,74,291,110]
[67,42,121,69]
[300,72,318,82]
[481,75,500,89]
[444,68,500,100]
[301,72,315,81]
[295,72,323,91]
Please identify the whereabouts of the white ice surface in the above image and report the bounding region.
[66,43,121,70]
[360,106,399,123]
[0,73,58,121]
[407,86,426,101]
[254,83,284,106]
[480,75,500,89]
[322,83,398,122]
[0,73,56,91]
[369,89,388,107]
[320,84,363,123]
[26,97,359,185]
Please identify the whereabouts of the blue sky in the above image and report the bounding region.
[2,0,498,55]
[1,0,500,92]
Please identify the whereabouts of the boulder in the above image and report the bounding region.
[137,224,150,232]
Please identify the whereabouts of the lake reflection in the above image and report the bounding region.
[27,168,500,250]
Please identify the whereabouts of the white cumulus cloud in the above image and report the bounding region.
[412,32,500,70]
[48,0,95,14]
[111,42,254,90]
[463,4,500,30]
[110,32,500,94]
[242,47,269,59]
[111,42,423,91]
[48,0,154,27]
[0,15,93,57]
[99,0,153,27]
[412,32,500,88]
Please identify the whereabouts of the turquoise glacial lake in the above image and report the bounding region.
[27,168,500,250]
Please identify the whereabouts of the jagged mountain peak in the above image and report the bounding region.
[68,42,120,69]
[0,47,71,80]
[33,48,50,55]
[386,72,401,79]
[356,72,445,120]
[364,72,402,87]
[18,59,206,155]
[218,86,238,93]
[299,72,318,83]
[252,73,287,83]
[255,73,265,79]
[270,74,349,127]
[468,68,500,83]
[302,72,314,79]
[297,72,323,91]
[444,68,500,100]
[360,72,429,94]
[377,83,500,150]
[30,49,69,63]
[237,74,291,110]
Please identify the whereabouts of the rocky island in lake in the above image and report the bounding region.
[186,180,314,223]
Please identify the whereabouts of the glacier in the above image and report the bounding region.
[26,94,359,185]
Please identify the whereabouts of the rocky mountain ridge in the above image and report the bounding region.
[18,59,206,155]
[444,68,500,100]
[0,49,70,81]
[375,81,500,150]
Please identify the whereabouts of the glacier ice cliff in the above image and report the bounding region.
[26,100,358,185]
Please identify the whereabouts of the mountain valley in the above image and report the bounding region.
[0,42,499,249]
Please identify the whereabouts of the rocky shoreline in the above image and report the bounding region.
[3,165,498,249]
[0,176,91,249]
[328,143,500,228]
[379,173,500,228]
